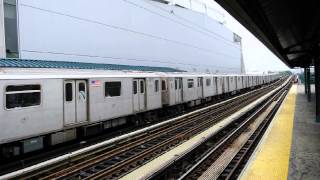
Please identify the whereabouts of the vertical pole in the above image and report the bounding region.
[304,67,307,94]
[314,57,320,122]
[307,66,311,102]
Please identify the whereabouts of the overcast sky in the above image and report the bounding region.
[204,0,290,73]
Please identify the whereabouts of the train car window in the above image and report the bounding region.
[105,82,121,97]
[6,85,41,109]
[179,78,182,89]
[133,81,137,94]
[155,80,159,92]
[161,80,166,91]
[187,79,194,88]
[206,78,211,86]
[140,81,144,93]
[65,83,73,102]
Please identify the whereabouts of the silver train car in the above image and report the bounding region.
[0,68,280,157]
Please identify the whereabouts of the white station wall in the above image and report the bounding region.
[17,0,241,73]
[0,0,5,58]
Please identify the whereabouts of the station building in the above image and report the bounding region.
[0,0,244,73]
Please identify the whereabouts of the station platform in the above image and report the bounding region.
[241,84,320,180]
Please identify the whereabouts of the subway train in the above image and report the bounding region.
[0,67,280,158]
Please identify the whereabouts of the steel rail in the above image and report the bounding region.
[84,93,262,180]
[220,89,289,179]
[177,82,290,180]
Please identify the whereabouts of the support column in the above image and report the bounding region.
[304,67,307,94]
[306,66,311,102]
[314,57,320,122]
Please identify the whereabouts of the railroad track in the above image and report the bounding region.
[13,78,288,180]
[151,78,291,180]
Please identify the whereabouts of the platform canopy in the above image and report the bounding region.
[0,58,184,72]
[215,0,320,68]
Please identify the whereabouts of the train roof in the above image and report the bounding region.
[0,67,276,80]
[0,68,223,79]
[0,59,278,80]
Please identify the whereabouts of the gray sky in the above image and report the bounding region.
[205,0,290,73]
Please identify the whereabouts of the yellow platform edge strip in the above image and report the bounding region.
[240,85,297,180]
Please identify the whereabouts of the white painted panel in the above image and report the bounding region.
[183,77,197,102]
[0,79,63,143]
[175,0,191,9]
[228,76,236,92]
[146,77,162,110]
[203,77,214,98]
[88,77,133,123]
[191,0,206,13]
[17,0,241,73]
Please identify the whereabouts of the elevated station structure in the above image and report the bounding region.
[215,0,320,121]
[214,1,320,179]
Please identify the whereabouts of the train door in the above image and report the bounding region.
[222,77,228,93]
[76,80,88,123]
[174,78,183,103]
[197,77,203,98]
[212,77,217,95]
[64,80,88,125]
[133,79,146,112]
[220,77,225,93]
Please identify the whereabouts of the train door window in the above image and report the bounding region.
[179,78,182,89]
[187,79,194,88]
[155,80,159,92]
[105,82,121,97]
[6,85,41,109]
[65,83,73,102]
[140,80,144,93]
[206,78,211,86]
[78,82,86,100]
[197,78,203,87]
[133,81,138,94]
[161,80,166,91]
[175,79,178,90]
